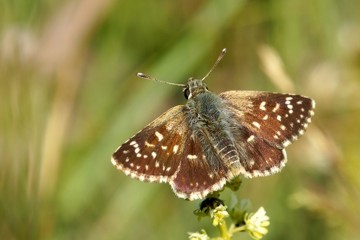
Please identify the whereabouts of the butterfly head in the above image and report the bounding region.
[183,77,208,99]
[183,48,227,99]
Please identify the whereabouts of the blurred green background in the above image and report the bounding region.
[1,0,360,239]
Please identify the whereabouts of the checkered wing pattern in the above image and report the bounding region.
[220,91,315,177]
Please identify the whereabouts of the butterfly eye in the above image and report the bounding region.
[184,88,191,99]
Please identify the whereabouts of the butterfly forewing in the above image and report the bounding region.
[112,105,186,183]
[220,91,315,148]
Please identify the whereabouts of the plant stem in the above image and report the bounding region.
[218,221,231,240]
[232,225,246,233]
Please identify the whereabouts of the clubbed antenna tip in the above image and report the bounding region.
[201,48,227,81]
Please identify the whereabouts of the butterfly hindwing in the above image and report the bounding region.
[231,124,287,177]
[170,133,230,200]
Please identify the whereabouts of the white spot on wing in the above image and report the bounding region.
[247,135,255,142]
[260,101,266,111]
[151,152,157,159]
[187,155,197,160]
[165,123,173,131]
[111,157,117,166]
[148,175,160,182]
[249,159,255,167]
[283,139,291,147]
[145,141,155,147]
[155,131,164,141]
[311,99,316,109]
[173,145,179,154]
[252,121,261,129]
[272,103,280,112]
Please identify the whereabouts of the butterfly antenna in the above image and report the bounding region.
[137,73,186,87]
[201,48,227,81]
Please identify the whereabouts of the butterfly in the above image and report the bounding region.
[111,49,315,200]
